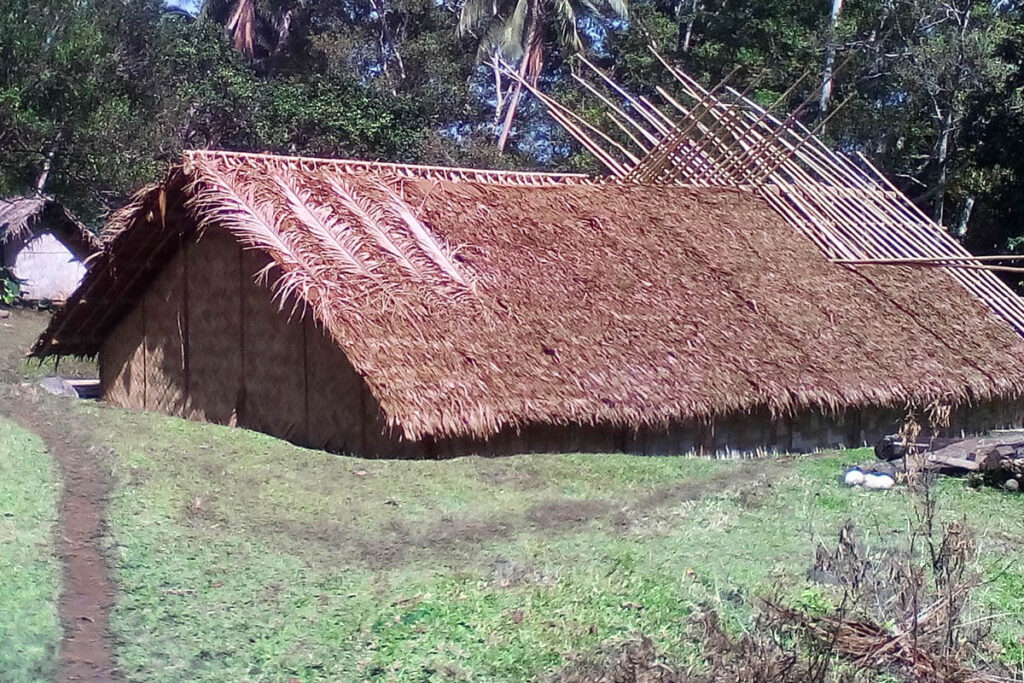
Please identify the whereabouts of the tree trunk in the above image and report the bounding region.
[933,109,953,226]
[497,71,526,152]
[819,0,844,121]
[496,0,540,152]
[493,59,505,124]
[953,195,974,239]
[678,0,700,53]
[35,142,59,195]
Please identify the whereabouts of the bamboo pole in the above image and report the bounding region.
[517,45,1024,332]
[835,255,1024,265]
[572,73,660,146]
[493,61,633,175]
[840,262,1024,274]
[576,55,675,137]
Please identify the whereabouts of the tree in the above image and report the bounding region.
[0,0,434,223]
[818,0,844,119]
[198,0,298,63]
[458,0,629,150]
[892,0,1014,226]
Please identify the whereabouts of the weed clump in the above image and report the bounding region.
[548,636,681,683]
[551,468,1011,683]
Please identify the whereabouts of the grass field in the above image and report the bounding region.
[2,309,1024,680]
[88,404,1024,680]
[0,417,60,682]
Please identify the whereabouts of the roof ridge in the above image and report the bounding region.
[183,149,596,187]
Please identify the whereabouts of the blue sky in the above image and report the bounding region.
[165,0,200,12]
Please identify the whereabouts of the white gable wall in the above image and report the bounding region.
[2,231,87,301]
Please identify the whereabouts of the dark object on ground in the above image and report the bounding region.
[874,434,962,461]
[66,378,100,399]
[38,376,78,397]
[874,433,1024,492]
[36,376,100,399]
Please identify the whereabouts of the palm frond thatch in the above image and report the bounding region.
[275,174,376,279]
[189,165,320,304]
[329,178,424,279]
[0,195,99,257]
[379,184,468,287]
[31,150,1024,442]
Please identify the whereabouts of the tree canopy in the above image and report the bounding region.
[1,0,1022,271]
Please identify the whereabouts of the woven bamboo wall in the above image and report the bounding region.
[185,233,243,424]
[99,301,145,410]
[238,250,307,443]
[304,317,365,453]
[98,225,1024,458]
[143,247,187,415]
[98,227,378,452]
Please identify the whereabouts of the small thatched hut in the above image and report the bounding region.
[1,196,99,302]
[31,151,1024,457]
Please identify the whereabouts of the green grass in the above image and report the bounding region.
[3,313,1023,679]
[0,417,61,682]
[0,308,96,385]
[73,402,1024,681]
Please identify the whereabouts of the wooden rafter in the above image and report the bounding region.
[504,51,1024,336]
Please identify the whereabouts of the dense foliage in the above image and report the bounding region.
[1,0,1022,261]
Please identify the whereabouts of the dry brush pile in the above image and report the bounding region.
[553,468,1015,683]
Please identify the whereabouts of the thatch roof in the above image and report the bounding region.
[32,150,1024,440]
[0,195,100,258]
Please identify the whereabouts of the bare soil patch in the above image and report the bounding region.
[5,395,119,682]
[249,454,800,572]
[2,312,117,681]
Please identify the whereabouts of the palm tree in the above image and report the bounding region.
[199,0,295,61]
[459,0,628,150]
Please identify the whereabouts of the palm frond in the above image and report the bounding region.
[553,0,583,54]
[275,174,377,280]
[189,165,318,304]
[227,0,258,58]
[521,24,546,84]
[498,0,531,59]
[459,0,497,36]
[380,185,469,287]
[604,0,628,20]
[329,179,424,279]
[197,0,234,22]
[475,0,529,62]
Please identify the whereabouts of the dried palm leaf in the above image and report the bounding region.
[0,199,43,243]
[189,164,319,304]
[275,174,377,279]
[227,0,257,58]
[379,185,469,287]
[330,179,423,279]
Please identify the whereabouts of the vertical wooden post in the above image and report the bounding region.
[235,244,246,426]
[181,237,191,417]
[302,317,310,446]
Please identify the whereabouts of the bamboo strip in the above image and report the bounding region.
[185,150,587,185]
[841,262,1024,274]
[630,92,729,183]
[496,62,638,171]
[836,255,1024,265]
[577,55,675,137]
[573,74,660,147]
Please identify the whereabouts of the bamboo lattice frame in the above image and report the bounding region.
[501,52,1024,335]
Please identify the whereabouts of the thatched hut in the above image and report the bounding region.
[1,196,99,302]
[30,151,1024,457]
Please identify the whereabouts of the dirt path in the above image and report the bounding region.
[6,396,119,682]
